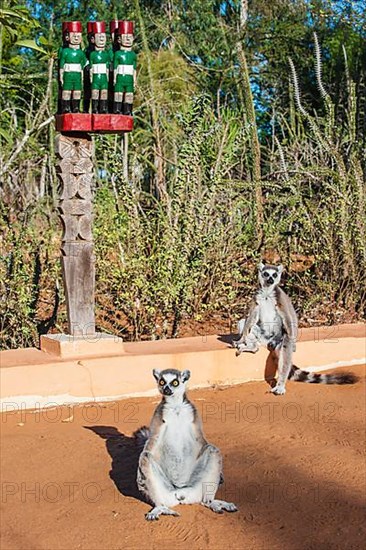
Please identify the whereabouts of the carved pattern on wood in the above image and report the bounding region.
[59,173,93,200]
[56,134,96,336]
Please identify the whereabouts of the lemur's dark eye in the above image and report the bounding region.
[159,379,165,386]
[263,272,269,278]
[273,273,277,278]
[172,380,179,387]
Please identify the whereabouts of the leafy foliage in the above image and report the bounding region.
[0,1,365,348]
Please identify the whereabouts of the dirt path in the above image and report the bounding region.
[1,365,365,550]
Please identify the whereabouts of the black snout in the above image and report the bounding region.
[267,277,274,284]
[163,386,173,396]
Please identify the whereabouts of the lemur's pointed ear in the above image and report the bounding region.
[153,369,161,381]
[278,264,284,274]
[181,370,191,382]
[258,262,265,271]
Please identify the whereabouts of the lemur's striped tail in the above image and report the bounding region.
[133,426,150,448]
[288,365,358,385]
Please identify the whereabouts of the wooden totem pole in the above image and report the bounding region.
[54,20,135,340]
[56,133,95,336]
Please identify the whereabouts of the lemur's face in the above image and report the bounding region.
[153,369,191,397]
[258,263,283,288]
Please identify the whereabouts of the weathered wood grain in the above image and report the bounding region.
[56,134,95,336]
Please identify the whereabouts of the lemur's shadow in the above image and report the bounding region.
[218,333,277,388]
[217,332,236,345]
[84,426,148,503]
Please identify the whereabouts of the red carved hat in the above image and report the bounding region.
[87,21,94,34]
[91,21,106,34]
[118,21,134,35]
[109,20,120,34]
[64,21,82,33]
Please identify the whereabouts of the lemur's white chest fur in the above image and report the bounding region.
[158,400,199,487]
[256,288,283,341]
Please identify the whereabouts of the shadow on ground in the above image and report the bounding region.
[217,332,236,346]
[85,425,148,504]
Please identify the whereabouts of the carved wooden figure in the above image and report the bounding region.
[54,21,135,339]
[113,21,137,115]
[59,21,88,113]
[57,21,69,114]
[89,21,113,114]
[83,21,94,113]
[56,134,95,336]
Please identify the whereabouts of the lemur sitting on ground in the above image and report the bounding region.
[136,368,238,521]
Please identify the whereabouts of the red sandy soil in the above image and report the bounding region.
[1,365,365,550]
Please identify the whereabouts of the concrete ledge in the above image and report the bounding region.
[0,324,365,410]
[40,333,124,358]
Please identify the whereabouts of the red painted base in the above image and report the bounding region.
[55,114,133,134]
[56,114,92,132]
[92,114,134,133]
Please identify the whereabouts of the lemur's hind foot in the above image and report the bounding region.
[202,499,238,514]
[270,384,286,396]
[145,506,180,521]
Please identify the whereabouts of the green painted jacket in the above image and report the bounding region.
[59,48,88,71]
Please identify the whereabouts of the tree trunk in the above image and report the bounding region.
[237,1,263,246]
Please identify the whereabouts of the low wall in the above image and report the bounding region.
[0,324,365,411]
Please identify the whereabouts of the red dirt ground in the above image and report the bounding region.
[1,364,365,550]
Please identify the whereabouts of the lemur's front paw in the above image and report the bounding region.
[203,499,238,514]
[221,501,238,513]
[271,385,286,396]
[145,506,180,521]
[232,339,240,349]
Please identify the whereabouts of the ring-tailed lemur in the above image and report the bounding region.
[233,263,358,395]
[136,368,238,521]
